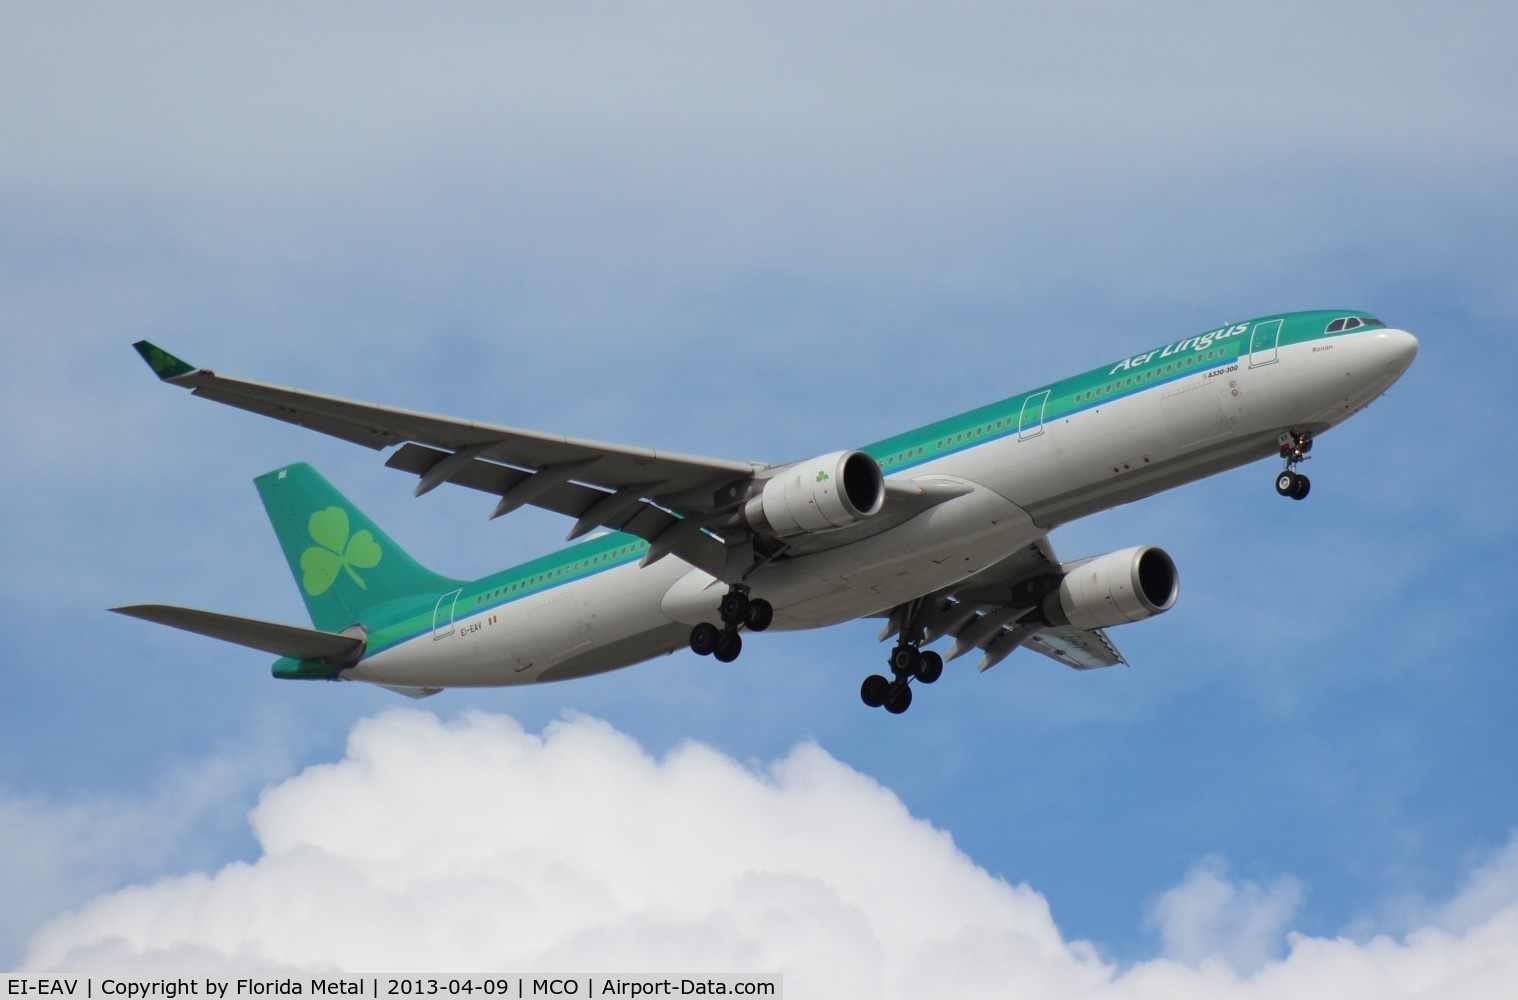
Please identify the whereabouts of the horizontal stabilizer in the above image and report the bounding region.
[111,604,363,662]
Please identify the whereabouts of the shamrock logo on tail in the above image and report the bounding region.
[300,507,382,596]
[147,348,176,374]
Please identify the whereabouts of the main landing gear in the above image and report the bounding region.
[860,601,943,715]
[1275,431,1313,501]
[860,646,943,715]
[688,588,773,664]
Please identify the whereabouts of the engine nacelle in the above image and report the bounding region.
[743,450,886,537]
[1043,546,1179,631]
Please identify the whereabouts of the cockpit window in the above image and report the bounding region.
[1327,315,1385,334]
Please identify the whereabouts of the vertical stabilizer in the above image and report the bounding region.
[255,463,462,632]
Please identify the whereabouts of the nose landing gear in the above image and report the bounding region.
[1275,432,1313,500]
[687,587,773,664]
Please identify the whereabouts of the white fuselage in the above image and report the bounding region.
[348,326,1418,689]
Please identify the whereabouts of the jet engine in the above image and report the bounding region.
[1043,545,1179,631]
[743,450,886,538]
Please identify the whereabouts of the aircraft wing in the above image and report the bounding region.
[134,342,978,579]
[133,342,762,578]
[881,536,1129,673]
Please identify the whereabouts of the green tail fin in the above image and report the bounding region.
[255,463,462,632]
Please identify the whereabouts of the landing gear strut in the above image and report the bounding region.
[860,599,943,715]
[1275,431,1313,501]
[688,587,773,663]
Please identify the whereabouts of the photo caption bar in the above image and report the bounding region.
[2,976,781,1000]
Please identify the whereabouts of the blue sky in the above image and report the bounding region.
[3,2,1517,992]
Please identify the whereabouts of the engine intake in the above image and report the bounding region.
[744,450,885,537]
[1043,545,1179,631]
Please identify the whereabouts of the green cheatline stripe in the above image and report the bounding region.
[862,309,1377,471]
[379,532,650,650]
[273,531,653,677]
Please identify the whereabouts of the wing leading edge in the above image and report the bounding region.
[131,341,971,579]
[133,341,761,576]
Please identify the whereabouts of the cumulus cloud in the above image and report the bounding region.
[1145,856,1304,973]
[19,710,1518,999]
[0,724,298,965]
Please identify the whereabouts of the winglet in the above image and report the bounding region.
[132,341,197,380]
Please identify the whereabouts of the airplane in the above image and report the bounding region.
[114,310,1418,714]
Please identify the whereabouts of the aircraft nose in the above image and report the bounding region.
[1377,328,1420,378]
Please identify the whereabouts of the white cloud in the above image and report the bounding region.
[1145,856,1304,973]
[0,720,299,965]
[18,709,1518,999]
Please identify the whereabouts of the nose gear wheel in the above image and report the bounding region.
[1275,470,1311,500]
[1275,432,1313,501]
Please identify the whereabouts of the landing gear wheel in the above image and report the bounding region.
[866,599,945,713]
[1276,432,1315,500]
[915,650,943,684]
[713,631,743,663]
[689,622,721,656]
[889,644,922,677]
[719,591,751,626]
[745,598,774,632]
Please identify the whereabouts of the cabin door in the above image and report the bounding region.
[1248,319,1282,367]
[1018,389,1052,441]
[431,589,461,639]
